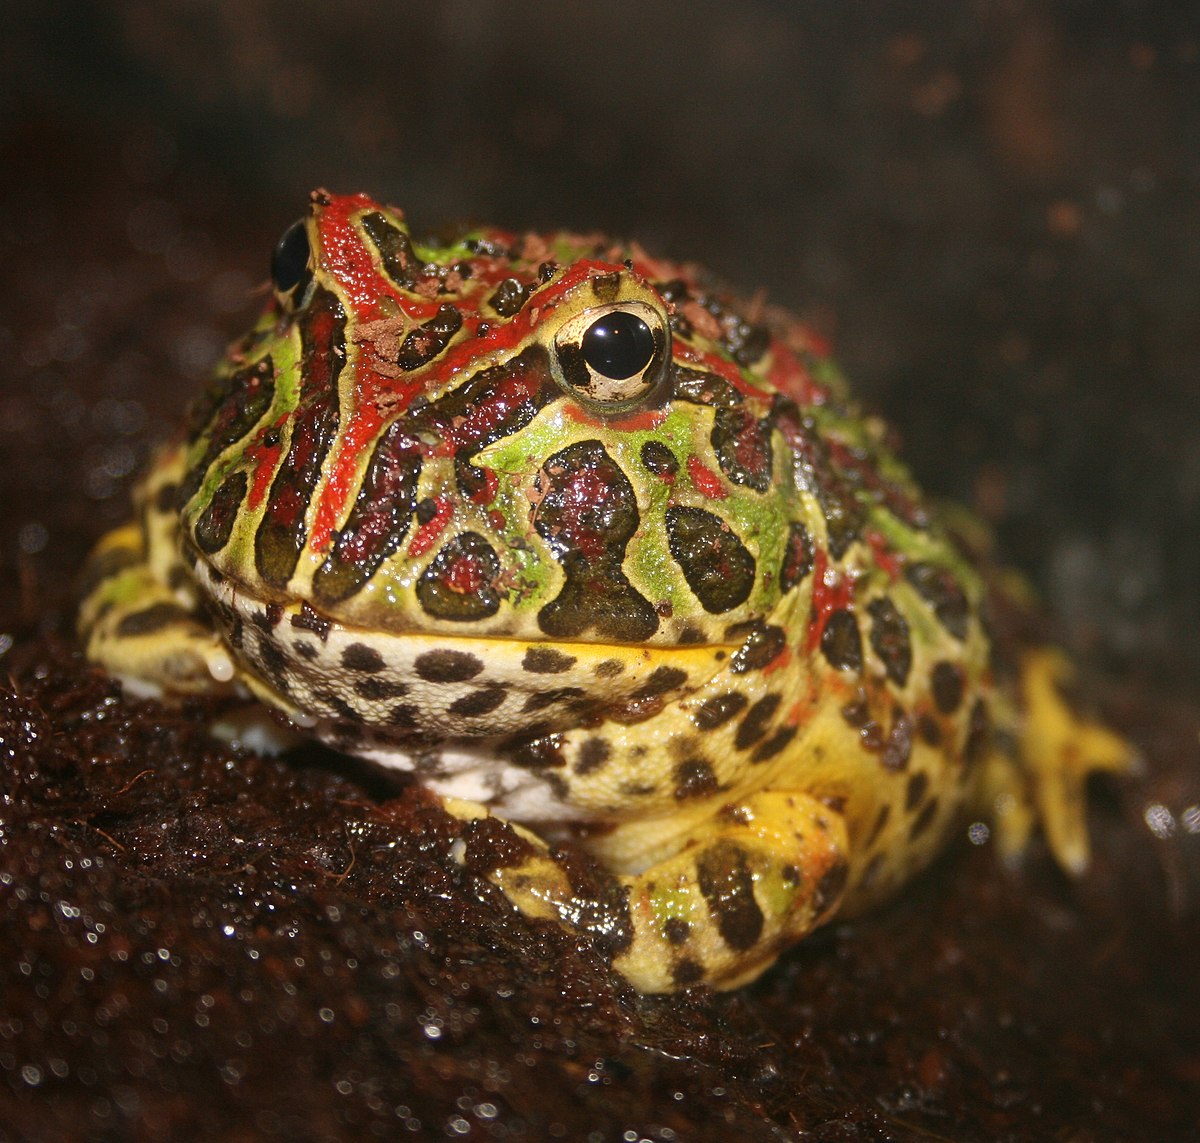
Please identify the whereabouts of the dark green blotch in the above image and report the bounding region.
[416,532,501,622]
[696,841,764,952]
[665,506,755,614]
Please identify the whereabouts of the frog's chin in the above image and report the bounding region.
[197,564,737,743]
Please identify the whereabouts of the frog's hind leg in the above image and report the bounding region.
[77,457,238,698]
[986,647,1134,874]
[454,791,850,993]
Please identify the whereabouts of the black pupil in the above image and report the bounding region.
[271,219,310,293]
[580,311,656,380]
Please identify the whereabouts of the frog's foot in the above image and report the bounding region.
[77,522,238,697]
[450,792,850,993]
[999,647,1134,874]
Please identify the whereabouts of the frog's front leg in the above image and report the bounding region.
[78,443,238,697]
[452,792,850,993]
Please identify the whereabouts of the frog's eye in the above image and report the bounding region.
[551,302,670,412]
[270,219,313,308]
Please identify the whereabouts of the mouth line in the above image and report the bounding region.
[191,556,740,657]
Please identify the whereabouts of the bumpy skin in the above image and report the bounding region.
[79,191,1129,992]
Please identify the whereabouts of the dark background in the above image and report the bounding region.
[2,0,1198,678]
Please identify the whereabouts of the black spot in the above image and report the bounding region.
[417,532,502,622]
[574,738,611,775]
[663,918,691,945]
[672,958,705,986]
[813,859,849,915]
[906,562,970,641]
[413,649,484,683]
[905,771,930,811]
[640,440,678,477]
[697,842,764,952]
[291,602,332,641]
[779,521,813,592]
[909,797,940,841]
[115,602,192,638]
[730,625,787,674]
[449,685,508,717]
[522,647,577,674]
[860,853,885,892]
[917,713,942,747]
[692,692,747,730]
[931,661,965,714]
[735,694,782,750]
[521,686,585,712]
[388,704,419,728]
[507,734,565,770]
[354,677,410,701]
[820,610,862,672]
[294,641,319,661]
[751,726,796,763]
[674,759,720,801]
[665,506,756,614]
[721,315,771,367]
[313,689,360,722]
[256,633,290,692]
[964,698,991,768]
[594,659,624,679]
[488,277,532,316]
[415,497,438,525]
[341,643,385,673]
[867,597,912,687]
[634,665,689,699]
[840,693,870,728]
[396,303,463,371]
[882,711,913,771]
[866,803,891,846]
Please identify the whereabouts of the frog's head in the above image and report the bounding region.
[175,191,934,736]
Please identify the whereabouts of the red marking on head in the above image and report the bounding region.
[544,465,616,562]
[246,414,289,510]
[560,403,670,432]
[762,646,793,678]
[767,341,829,407]
[444,553,488,595]
[407,498,454,559]
[673,341,773,401]
[467,467,499,506]
[687,455,728,500]
[806,548,856,654]
[865,530,904,580]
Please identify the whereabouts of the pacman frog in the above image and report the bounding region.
[78,190,1130,992]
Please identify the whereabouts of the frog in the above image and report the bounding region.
[77,190,1131,993]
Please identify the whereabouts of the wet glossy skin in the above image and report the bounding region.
[79,191,1129,992]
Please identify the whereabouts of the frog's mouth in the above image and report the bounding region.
[198,560,738,741]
